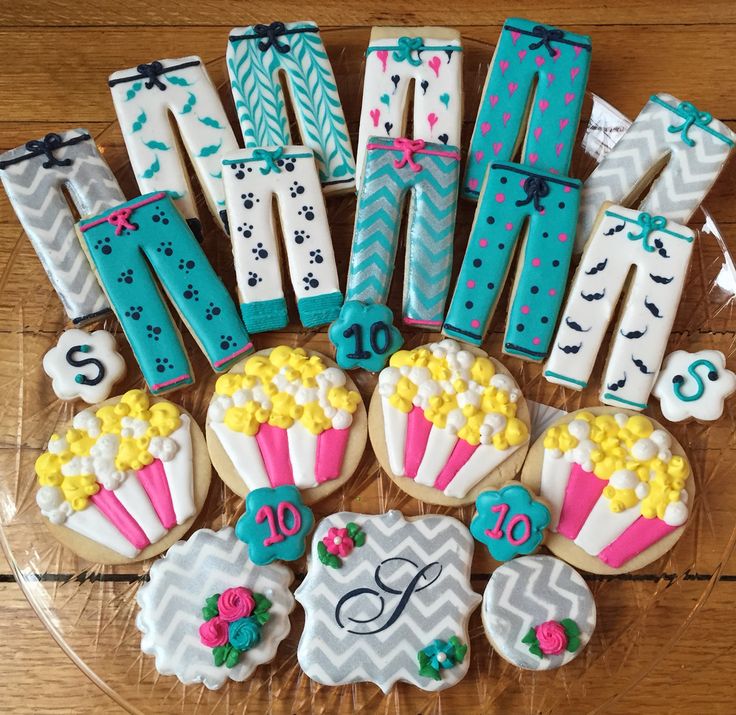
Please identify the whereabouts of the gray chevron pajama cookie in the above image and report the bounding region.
[0,129,125,324]
[296,511,481,693]
[576,93,735,252]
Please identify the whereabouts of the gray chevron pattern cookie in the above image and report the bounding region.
[136,527,294,690]
[0,128,125,323]
[576,93,735,251]
[296,511,481,693]
[482,555,596,670]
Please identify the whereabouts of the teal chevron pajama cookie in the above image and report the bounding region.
[356,28,463,188]
[464,18,591,199]
[0,129,125,324]
[79,192,253,395]
[574,93,735,251]
[344,137,461,328]
[443,162,581,361]
[109,56,240,238]
[221,146,343,333]
[227,21,356,193]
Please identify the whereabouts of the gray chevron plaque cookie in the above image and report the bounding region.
[295,511,481,693]
[136,527,294,690]
[482,555,596,670]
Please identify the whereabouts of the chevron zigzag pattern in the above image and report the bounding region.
[296,511,480,693]
[483,555,596,671]
[136,527,294,690]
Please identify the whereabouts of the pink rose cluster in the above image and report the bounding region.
[534,620,568,655]
[199,587,255,647]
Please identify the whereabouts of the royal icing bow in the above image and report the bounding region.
[393,36,424,65]
[106,207,136,235]
[392,138,426,172]
[515,175,550,212]
[528,25,565,57]
[136,61,167,90]
[253,22,291,53]
[252,147,284,175]
[668,101,712,147]
[627,212,667,251]
[24,133,73,169]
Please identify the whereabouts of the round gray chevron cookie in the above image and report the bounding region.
[482,555,595,670]
[295,510,481,693]
[136,527,294,690]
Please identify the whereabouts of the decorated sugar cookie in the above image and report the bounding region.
[43,328,126,403]
[369,339,530,505]
[296,511,481,692]
[206,347,367,503]
[653,349,736,422]
[521,408,693,573]
[136,527,294,689]
[470,484,550,561]
[482,555,596,670]
[34,389,210,563]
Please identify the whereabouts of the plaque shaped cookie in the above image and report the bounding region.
[296,511,481,693]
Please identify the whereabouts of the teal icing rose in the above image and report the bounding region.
[228,616,261,651]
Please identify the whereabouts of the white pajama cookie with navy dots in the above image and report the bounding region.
[222,146,342,332]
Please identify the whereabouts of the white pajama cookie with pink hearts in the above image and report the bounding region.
[355,27,463,187]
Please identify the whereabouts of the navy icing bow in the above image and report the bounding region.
[25,133,72,169]
[668,101,712,147]
[515,175,550,212]
[254,22,290,53]
[528,25,565,57]
[137,61,167,90]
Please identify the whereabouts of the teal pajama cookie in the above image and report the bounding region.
[227,21,356,193]
[463,18,591,199]
[444,162,581,361]
[79,192,253,395]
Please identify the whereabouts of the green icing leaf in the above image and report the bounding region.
[566,637,581,653]
[254,609,271,626]
[418,663,441,681]
[166,74,192,86]
[521,628,537,645]
[561,618,580,637]
[198,115,224,129]
[202,603,219,620]
[144,140,170,150]
[529,643,543,658]
[225,645,241,668]
[353,531,366,547]
[346,522,360,538]
[317,541,342,569]
[253,593,272,614]
[198,141,222,158]
[140,156,160,179]
[213,645,227,667]
[417,651,430,668]
[450,636,467,664]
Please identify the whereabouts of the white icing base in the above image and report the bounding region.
[415,426,457,487]
[382,398,408,476]
[540,452,574,530]
[443,442,521,499]
[287,421,319,488]
[210,422,270,490]
[114,476,166,544]
[574,496,642,555]
[165,414,195,523]
[65,503,139,559]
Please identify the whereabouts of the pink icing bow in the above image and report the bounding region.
[392,138,426,172]
[106,207,136,235]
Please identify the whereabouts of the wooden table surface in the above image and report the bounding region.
[2,2,736,713]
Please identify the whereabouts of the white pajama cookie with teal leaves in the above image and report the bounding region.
[296,511,480,693]
[222,147,342,332]
[227,21,355,193]
[109,56,239,239]
[0,128,125,324]
[356,28,463,188]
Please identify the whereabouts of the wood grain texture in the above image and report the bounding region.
[1,2,735,713]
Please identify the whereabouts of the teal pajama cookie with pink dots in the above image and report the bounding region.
[463,18,591,199]
[79,192,253,394]
[443,162,581,361]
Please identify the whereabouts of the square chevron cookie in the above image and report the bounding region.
[136,527,294,689]
[295,511,481,692]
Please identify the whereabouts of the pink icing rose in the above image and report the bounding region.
[199,616,229,648]
[535,621,568,655]
[217,587,255,622]
[323,527,354,557]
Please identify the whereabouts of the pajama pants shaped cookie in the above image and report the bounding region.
[344,137,461,327]
[444,162,582,361]
[545,205,695,410]
[221,147,342,332]
[78,192,252,394]
[463,19,591,199]
[576,93,735,251]
[356,28,463,189]
[109,57,239,238]
[0,129,124,324]
[227,21,355,193]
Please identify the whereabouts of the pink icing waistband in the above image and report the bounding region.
[79,192,168,232]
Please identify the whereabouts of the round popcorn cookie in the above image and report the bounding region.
[296,510,481,693]
[369,339,530,505]
[206,346,367,504]
[34,389,210,564]
[136,527,294,690]
[482,555,596,670]
[521,407,694,574]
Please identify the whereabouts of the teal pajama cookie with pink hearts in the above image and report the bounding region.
[444,162,582,361]
[463,18,591,199]
[79,192,253,394]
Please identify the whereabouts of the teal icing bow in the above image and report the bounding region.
[393,36,423,65]
[252,147,284,175]
[627,212,667,251]
[667,101,712,147]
